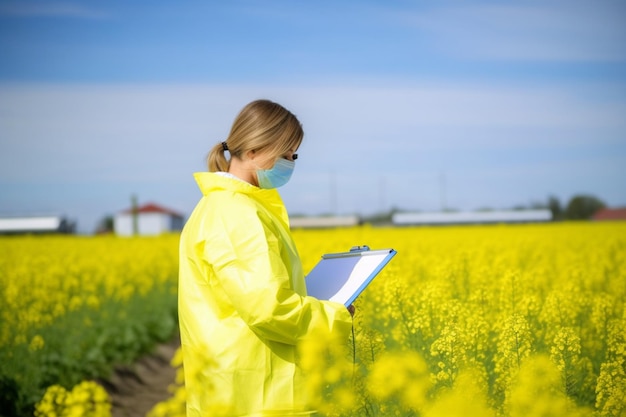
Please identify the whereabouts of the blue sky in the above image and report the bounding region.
[1,0,625,233]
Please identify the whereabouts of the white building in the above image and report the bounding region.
[392,209,553,226]
[0,215,76,234]
[290,215,361,229]
[114,203,184,236]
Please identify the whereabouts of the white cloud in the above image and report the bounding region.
[1,81,624,225]
[1,81,624,179]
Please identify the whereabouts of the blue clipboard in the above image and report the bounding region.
[305,245,397,307]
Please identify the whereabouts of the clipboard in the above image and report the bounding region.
[305,245,397,307]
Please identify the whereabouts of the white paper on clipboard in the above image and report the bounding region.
[305,247,397,307]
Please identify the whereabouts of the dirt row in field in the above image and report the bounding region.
[99,335,180,417]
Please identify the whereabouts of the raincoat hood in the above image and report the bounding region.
[179,172,352,416]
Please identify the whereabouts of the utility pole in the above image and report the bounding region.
[379,176,386,214]
[439,173,447,211]
[131,194,138,236]
[330,170,337,215]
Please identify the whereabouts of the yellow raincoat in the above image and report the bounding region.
[179,172,353,416]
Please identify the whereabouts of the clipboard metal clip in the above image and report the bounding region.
[350,245,370,252]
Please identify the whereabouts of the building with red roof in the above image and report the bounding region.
[114,202,184,236]
[592,207,626,221]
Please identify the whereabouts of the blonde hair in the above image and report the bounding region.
[207,99,304,172]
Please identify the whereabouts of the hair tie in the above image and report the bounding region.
[221,141,229,151]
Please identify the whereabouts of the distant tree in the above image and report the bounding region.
[530,200,548,209]
[565,195,606,220]
[363,207,399,225]
[96,215,114,234]
[548,195,563,221]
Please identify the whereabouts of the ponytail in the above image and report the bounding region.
[207,142,230,172]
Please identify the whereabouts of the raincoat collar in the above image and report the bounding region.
[193,172,289,227]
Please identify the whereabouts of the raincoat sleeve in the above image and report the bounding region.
[200,196,352,345]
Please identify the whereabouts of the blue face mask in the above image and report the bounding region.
[256,157,295,189]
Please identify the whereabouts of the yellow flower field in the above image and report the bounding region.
[153,222,626,417]
[1,222,624,416]
[0,235,180,416]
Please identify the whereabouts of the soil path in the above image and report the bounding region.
[99,335,181,417]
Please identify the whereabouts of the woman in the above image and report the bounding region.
[178,99,353,416]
